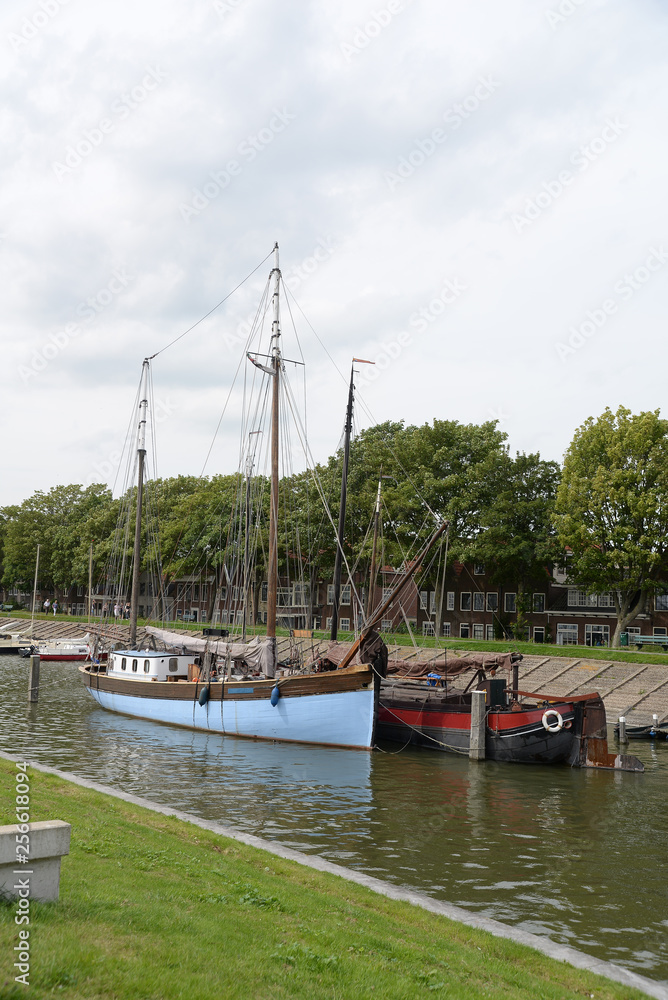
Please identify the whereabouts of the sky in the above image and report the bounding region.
[2,0,668,505]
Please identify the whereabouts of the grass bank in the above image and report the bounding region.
[0,760,654,1000]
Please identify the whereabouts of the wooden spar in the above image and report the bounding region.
[30,543,40,634]
[87,541,93,623]
[330,363,355,641]
[129,360,149,649]
[366,478,382,618]
[265,243,281,672]
[338,518,450,670]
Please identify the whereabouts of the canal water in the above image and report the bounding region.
[1,658,667,985]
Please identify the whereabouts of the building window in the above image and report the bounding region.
[568,590,597,607]
[460,623,470,638]
[419,590,428,610]
[653,627,667,636]
[585,624,609,647]
[326,617,332,631]
[422,622,435,637]
[201,584,208,600]
[504,593,516,613]
[533,593,545,613]
[339,618,350,631]
[474,564,484,575]
[382,587,393,602]
[473,624,484,639]
[533,627,545,643]
[261,582,268,602]
[557,623,578,646]
[598,592,614,608]
[486,624,494,640]
[77,585,84,597]
[177,584,184,599]
[446,591,455,611]
[486,593,498,612]
[473,593,484,612]
[140,582,146,596]
[626,626,641,635]
[460,593,471,611]
[340,584,351,606]
[442,622,451,637]
[656,594,668,611]
[381,619,392,631]
[430,592,436,613]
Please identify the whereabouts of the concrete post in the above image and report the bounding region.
[28,654,40,703]
[0,821,71,902]
[469,690,486,761]
[618,716,628,744]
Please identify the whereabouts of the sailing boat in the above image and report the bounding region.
[80,245,378,749]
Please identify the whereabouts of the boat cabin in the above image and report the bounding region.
[107,649,198,681]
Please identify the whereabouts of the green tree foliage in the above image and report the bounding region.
[555,406,668,646]
[465,452,561,635]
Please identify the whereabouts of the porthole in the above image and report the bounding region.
[121,657,127,671]
[144,660,150,673]
[132,659,138,672]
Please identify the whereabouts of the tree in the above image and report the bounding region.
[554,406,668,646]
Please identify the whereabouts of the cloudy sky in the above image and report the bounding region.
[2,0,667,505]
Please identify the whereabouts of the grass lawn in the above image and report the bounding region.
[0,759,655,1000]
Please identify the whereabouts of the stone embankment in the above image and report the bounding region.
[2,617,666,725]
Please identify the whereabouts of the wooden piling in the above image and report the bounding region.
[28,654,40,703]
[618,716,627,744]
[469,690,486,760]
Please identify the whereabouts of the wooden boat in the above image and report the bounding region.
[377,670,644,769]
[79,245,384,750]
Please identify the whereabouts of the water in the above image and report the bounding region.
[2,658,667,985]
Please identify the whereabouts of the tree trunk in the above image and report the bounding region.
[611,590,647,647]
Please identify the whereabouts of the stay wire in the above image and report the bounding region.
[148,249,274,361]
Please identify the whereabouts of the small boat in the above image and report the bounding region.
[20,640,90,661]
[613,721,668,741]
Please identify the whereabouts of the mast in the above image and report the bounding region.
[87,541,93,623]
[30,544,40,633]
[129,359,149,648]
[330,363,355,640]
[266,243,281,673]
[366,478,382,618]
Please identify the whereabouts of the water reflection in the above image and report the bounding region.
[1,657,666,984]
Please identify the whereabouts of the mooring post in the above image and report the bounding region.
[652,714,659,729]
[469,690,486,761]
[618,716,627,744]
[28,654,40,703]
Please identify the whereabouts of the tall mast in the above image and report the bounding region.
[88,541,93,623]
[266,243,281,672]
[366,478,382,618]
[30,543,40,633]
[330,363,355,640]
[129,359,149,648]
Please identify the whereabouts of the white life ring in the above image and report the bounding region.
[542,709,563,733]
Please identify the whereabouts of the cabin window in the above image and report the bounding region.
[121,657,127,671]
[473,593,484,612]
[144,660,150,673]
[168,658,178,672]
[132,659,138,672]
[460,592,471,611]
